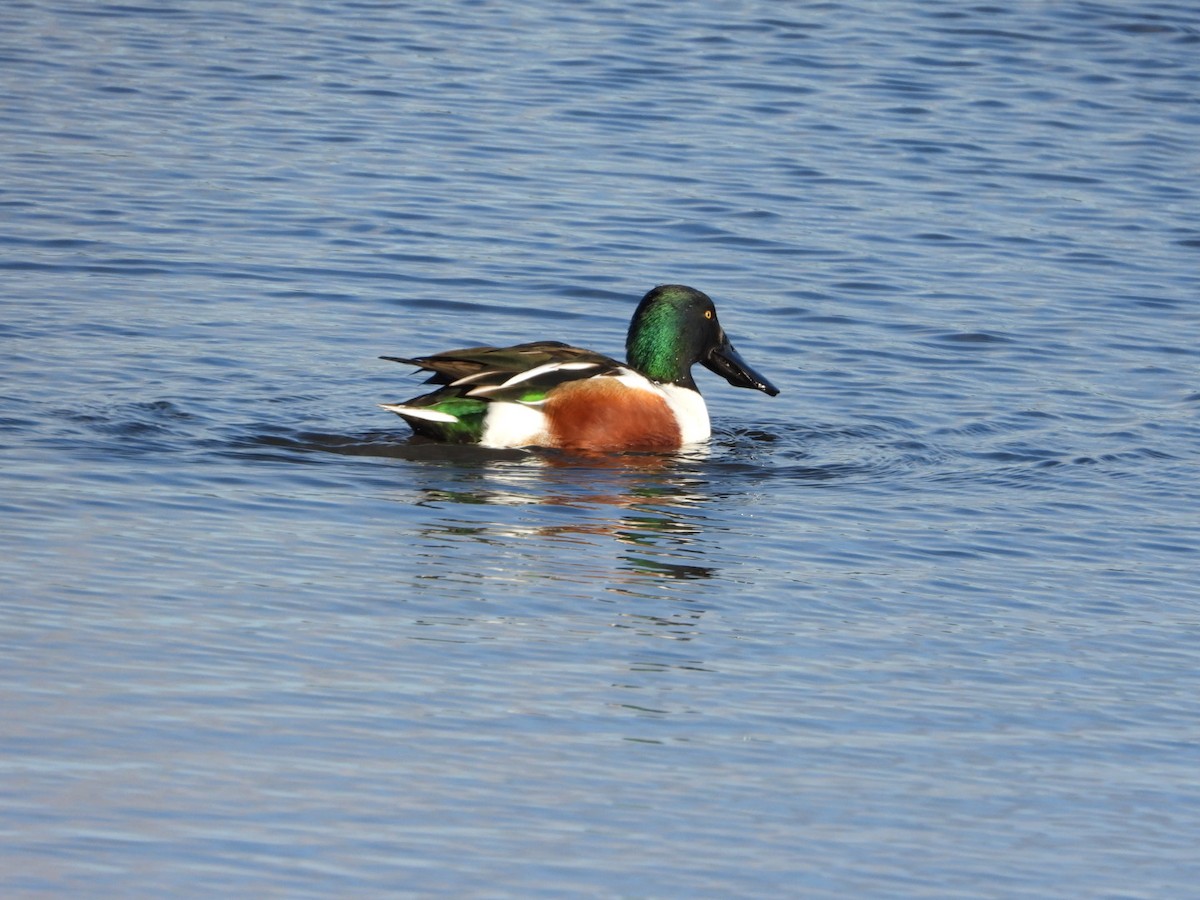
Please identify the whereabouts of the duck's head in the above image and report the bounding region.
[625,284,779,396]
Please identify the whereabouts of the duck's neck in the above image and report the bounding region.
[626,326,694,387]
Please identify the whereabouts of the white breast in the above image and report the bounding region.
[659,382,711,444]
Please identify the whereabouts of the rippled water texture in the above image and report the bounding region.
[2,2,1199,896]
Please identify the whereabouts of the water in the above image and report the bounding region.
[3,1,1199,895]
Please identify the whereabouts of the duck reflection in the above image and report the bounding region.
[401,448,719,583]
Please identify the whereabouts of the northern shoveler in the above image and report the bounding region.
[380,284,779,452]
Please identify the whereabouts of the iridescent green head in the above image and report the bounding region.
[625,285,779,396]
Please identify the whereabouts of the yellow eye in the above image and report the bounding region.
[704,310,713,320]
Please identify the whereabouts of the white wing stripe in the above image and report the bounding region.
[498,360,600,388]
[379,403,459,423]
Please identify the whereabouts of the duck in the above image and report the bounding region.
[380,284,779,452]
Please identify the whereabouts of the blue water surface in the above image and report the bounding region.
[2,1,1200,896]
